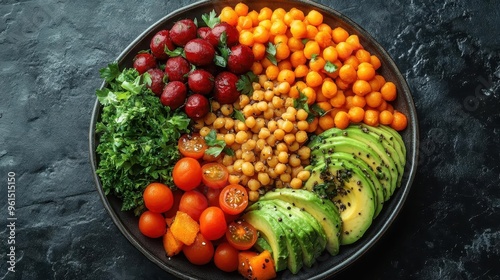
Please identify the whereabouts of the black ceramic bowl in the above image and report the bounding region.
[89,0,419,279]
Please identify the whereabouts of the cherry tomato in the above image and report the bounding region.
[179,190,208,221]
[173,157,202,191]
[219,184,248,215]
[226,220,258,251]
[214,242,240,272]
[142,182,173,213]
[201,186,221,207]
[163,189,184,218]
[138,211,166,238]
[178,134,207,159]
[199,207,227,240]
[183,232,214,265]
[201,163,229,189]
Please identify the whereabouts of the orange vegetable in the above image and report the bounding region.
[163,228,183,257]
[170,211,200,245]
[248,250,277,280]
[238,251,259,278]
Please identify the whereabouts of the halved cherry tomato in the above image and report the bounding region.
[199,206,227,240]
[201,163,229,189]
[183,232,214,265]
[173,157,202,191]
[219,184,248,215]
[178,133,207,159]
[226,220,258,251]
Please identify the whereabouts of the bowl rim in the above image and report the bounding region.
[89,0,419,278]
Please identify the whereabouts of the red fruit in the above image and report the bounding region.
[184,38,215,66]
[160,81,187,110]
[184,94,210,119]
[165,57,190,82]
[188,69,214,95]
[169,19,197,47]
[150,30,175,60]
[213,72,240,104]
[146,68,165,96]
[227,44,254,74]
[133,53,156,74]
[197,27,211,40]
[207,22,239,47]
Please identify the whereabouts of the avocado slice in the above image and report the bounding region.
[310,136,394,202]
[261,188,341,255]
[304,160,376,245]
[252,202,304,274]
[267,199,323,267]
[241,210,288,271]
[254,236,273,254]
[358,124,406,186]
[311,151,385,218]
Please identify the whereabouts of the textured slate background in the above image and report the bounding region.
[0,0,499,279]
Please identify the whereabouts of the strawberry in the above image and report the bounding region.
[133,53,156,74]
[169,19,197,47]
[184,94,210,119]
[150,30,175,60]
[227,44,254,75]
[165,56,190,82]
[188,69,214,95]
[184,38,215,66]
[160,81,187,110]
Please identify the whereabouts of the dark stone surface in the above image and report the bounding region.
[0,0,499,279]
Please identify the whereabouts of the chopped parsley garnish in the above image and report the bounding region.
[95,63,190,214]
[204,129,234,157]
[265,42,278,66]
[236,71,258,95]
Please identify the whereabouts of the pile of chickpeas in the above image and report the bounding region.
[194,75,312,201]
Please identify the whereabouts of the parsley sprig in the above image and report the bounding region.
[236,71,258,95]
[293,88,329,123]
[204,129,235,157]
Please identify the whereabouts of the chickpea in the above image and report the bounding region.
[258,172,271,185]
[255,161,266,172]
[200,126,211,137]
[274,128,285,140]
[298,146,311,160]
[243,105,255,117]
[228,174,240,184]
[289,154,302,167]
[290,141,301,152]
[297,120,309,131]
[242,151,256,162]
[267,156,279,168]
[221,104,234,116]
[222,154,234,166]
[213,117,225,129]
[249,190,260,202]
[239,94,250,107]
[258,128,271,139]
[276,142,288,152]
[283,133,296,145]
[292,166,304,178]
[224,118,235,130]
[204,112,217,125]
[266,135,277,146]
[260,146,273,160]
[263,81,274,90]
[193,119,204,130]
[278,151,289,163]
[296,108,309,121]
[257,101,268,112]
[242,162,255,176]
[247,179,261,191]
[264,89,275,101]
[256,139,266,151]
[280,173,292,183]
[297,170,311,181]
[263,107,274,119]
[296,130,308,143]
[282,119,294,132]
[211,100,221,111]
[233,159,244,172]
[290,178,303,189]
[267,120,278,132]
[237,121,248,132]
[235,131,247,144]
[275,163,287,175]
[245,116,256,128]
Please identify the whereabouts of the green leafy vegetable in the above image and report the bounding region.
[204,129,234,157]
[293,89,328,123]
[265,42,278,66]
[236,71,258,95]
[164,46,184,58]
[202,10,220,28]
[215,32,230,68]
[95,64,190,214]
[324,61,338,73]
[233,109,246,122]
